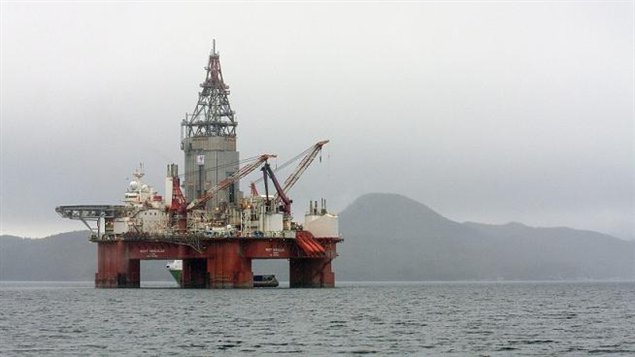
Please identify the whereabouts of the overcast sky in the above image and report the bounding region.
[1,1,633,240]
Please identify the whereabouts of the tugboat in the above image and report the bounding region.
[166,260,279,287]
[252,275,279,288]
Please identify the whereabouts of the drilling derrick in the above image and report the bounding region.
[181,40,240,210]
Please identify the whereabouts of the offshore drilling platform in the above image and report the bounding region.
[56,42,342,288]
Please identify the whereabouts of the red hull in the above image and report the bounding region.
[94,236,341,288]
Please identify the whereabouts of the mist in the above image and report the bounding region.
[1,2,633,239]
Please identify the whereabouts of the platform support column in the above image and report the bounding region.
[207,241,252,288]
[182,258,208,288]
[95,241,140,288]
[289,258,335,288]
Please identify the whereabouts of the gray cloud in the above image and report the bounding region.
[1,2,633,239]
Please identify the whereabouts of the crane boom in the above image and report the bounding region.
[275,140,329,201]
[186,154,276,211]
[262,162,292,215]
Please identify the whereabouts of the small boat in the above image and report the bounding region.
[253,274,279,288]
[166,260,278,287]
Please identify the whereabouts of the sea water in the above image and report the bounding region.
[1,281,633,355]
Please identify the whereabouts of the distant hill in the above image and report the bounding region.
[335,193,634,281]
[0,231,172,281]
[1,193,633,281]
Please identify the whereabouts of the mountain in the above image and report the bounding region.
[1,193,633,281]
[335,193,634,281]
[0,231,172,281]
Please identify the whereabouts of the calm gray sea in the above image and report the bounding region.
[1,281,633,356]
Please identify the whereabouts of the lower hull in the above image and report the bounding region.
[95,238,340,289]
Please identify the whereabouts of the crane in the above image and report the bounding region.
[250,140,329,202]
[261,157,327,256]
[186,154,276,211]
[261,162,292,215]
[276,140,329,201]
[165,154,275,232]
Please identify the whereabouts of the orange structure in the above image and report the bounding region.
[94,235,340,288]
[56,42,342,288]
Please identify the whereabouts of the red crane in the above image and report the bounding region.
[276,140,329,202]
[250,140,329,203]
[167,154,275,232]
[186,154,276,211]
[261,162,292,216]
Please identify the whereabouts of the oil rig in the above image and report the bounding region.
[56,42,342,288]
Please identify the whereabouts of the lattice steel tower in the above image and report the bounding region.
[181,40,241,210]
